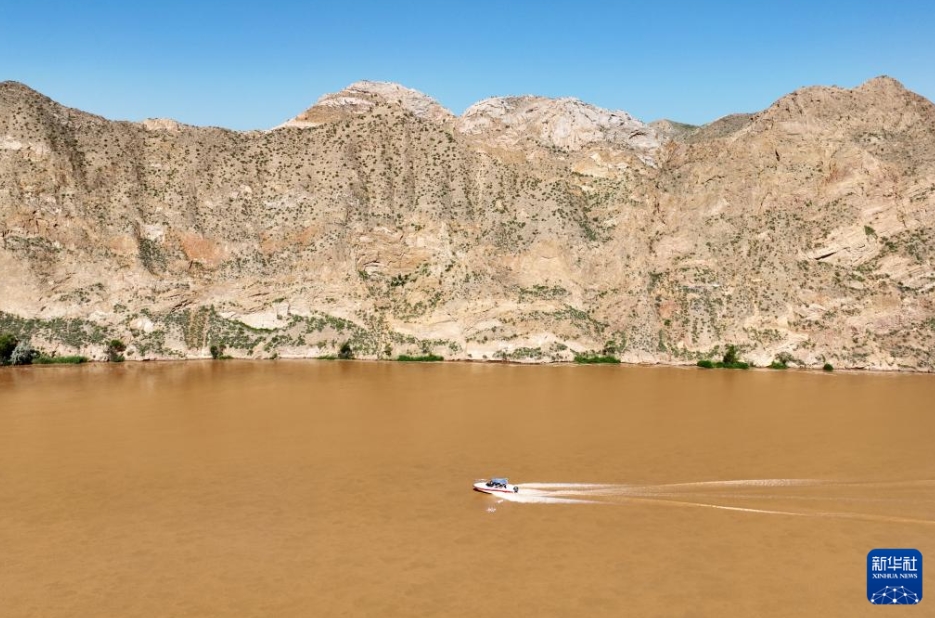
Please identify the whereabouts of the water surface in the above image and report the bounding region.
[1,362,932,616]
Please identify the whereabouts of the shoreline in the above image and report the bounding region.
[5,355,932,375]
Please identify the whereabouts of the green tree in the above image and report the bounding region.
[106,339,126,362]
[338,341,354,360]
[722,345,739,365]
[0,333,18,364]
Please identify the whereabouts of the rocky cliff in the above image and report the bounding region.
[1,77,933,369]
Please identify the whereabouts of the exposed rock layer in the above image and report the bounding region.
[1,76,933,370]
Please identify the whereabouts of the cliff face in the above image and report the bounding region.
[1,77,933,369]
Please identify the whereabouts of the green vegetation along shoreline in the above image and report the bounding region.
[0,330,857,374]
[396,354,444,362]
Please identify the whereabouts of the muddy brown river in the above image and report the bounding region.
[1,361,932,617]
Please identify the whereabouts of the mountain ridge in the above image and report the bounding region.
[5,75,923,135]
[1,76,933,370]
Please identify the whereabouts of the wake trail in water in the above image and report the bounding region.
[620,495,935,527]
[494,487,600,504]
[522,483,622,489]
[485,479,935,525]
[640,478,828,489]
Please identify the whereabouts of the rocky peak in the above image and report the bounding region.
[649,119,698,143]
[0,81,55,114]
[1,80,34,96]
[856,75,910,96]
[456,95,659,155]
[277,80,453,128]
[0,80,48,100]
[141,118,183,132]
[753,75,931,131]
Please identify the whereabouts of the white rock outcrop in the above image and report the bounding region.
[456,95,659,154]
[278,81,454,128]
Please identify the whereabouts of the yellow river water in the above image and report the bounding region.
[1,361,932,617]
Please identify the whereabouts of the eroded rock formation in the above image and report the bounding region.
[1,76,933,369]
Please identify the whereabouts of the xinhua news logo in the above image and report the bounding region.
[868,549,922,605]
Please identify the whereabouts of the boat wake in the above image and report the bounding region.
[480,479,935,525]
[494,489,599,505]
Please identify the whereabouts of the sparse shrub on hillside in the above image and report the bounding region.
[698,345,749,369]
[137,237,167,274]
[389,274,409,287]
[209,343,231,360]
[106,339,126,362]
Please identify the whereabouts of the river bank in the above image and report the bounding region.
[3,353,932,375]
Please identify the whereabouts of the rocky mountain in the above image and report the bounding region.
[1,76,933,370]
[278,80,455,128]
[458,95,659,159]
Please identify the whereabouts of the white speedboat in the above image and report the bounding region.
[473,477,520,494]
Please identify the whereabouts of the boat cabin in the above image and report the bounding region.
[487,477,509,488]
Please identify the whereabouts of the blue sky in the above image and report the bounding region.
[2,1,933,129]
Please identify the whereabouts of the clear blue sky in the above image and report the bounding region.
[2,1,933,130]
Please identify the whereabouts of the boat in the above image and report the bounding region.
[473,477,520,494]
